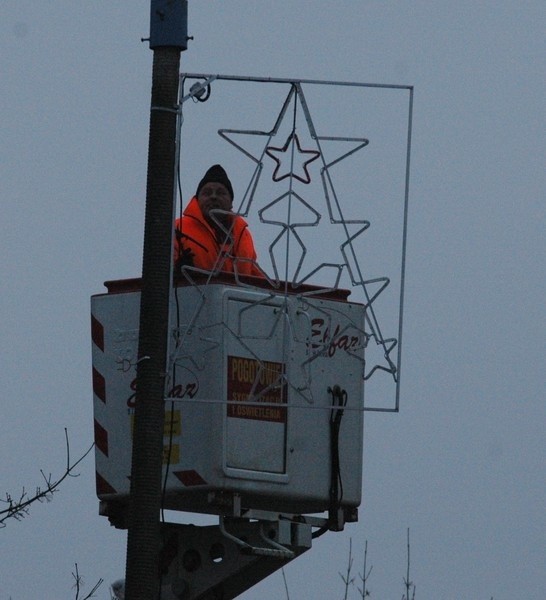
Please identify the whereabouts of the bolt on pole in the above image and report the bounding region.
[124,2,188,599]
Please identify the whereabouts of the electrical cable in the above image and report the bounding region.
[156,77,188,597]
[312,384,347,538]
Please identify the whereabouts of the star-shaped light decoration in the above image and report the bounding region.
[170,324,220,372]
[212,80,400,389]
[363,334,398,382]
[265,132,320,184]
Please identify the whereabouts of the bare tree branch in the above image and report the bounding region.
[281,567,291,600]
[339,537,355,600]
[402,527,416,600]
[0,429,94,527]
[72,563,104,600]
[357,539,373,598]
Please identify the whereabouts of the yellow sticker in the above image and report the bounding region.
[129,410,181,438]
[164,410,181,436]
[163,443,180,465]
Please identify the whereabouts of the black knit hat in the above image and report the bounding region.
[196,164,234,200]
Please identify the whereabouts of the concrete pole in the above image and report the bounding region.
[124,3,188,598]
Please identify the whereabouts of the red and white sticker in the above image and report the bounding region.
[227,356,286,423]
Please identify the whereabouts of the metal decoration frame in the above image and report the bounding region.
[174,74,414,412]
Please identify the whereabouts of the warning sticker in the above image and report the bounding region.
[227,356,287,423]
[162,443,179,465]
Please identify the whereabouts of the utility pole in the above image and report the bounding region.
[124,2,188,599]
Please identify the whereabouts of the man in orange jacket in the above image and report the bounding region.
[174,164,262,277]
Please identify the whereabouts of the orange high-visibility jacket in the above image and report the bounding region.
[174,197,262,277]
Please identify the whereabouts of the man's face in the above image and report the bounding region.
[197,182,232,222]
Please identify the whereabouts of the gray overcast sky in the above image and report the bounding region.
[1,2,544,599]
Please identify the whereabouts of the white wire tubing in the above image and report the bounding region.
[163,396,365,412]
[179,73,413,91]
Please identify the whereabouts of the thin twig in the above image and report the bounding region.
[72,563,104,600]
[358,539,373,598]
[402,528,416,600]
[339,537,355,600]
[0,429,94,527]
[281,567,290,600]
[73,563,82,599]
